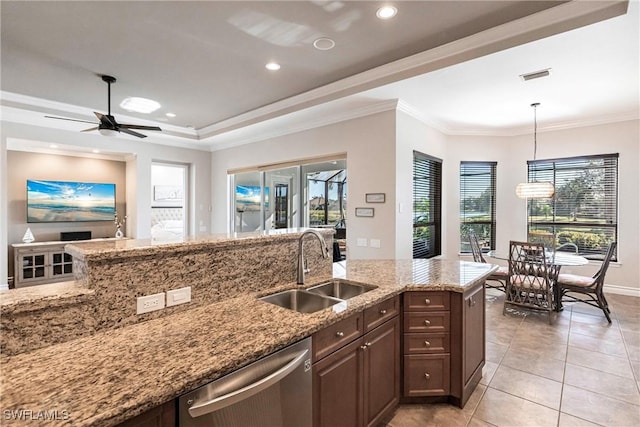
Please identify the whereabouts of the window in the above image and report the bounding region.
[527,153,618,261]
[413,151,442,259]
[460,162,497,253]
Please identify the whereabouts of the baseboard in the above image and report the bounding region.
[604,284,640,297]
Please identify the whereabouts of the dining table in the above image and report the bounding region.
[486,250,589,312]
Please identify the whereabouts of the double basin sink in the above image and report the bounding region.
[259,280,376,314]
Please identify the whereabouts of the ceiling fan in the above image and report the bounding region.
[45,75,162,138]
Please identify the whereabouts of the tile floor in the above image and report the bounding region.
[387,289,640,427]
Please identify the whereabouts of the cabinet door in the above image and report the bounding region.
[116,400,175,427]
[51,251,74,278]
[313,338,364,427]
[18,252,48,283]
[464,285,485,385]
[364,316,399,427]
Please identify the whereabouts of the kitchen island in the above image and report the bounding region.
[0,258,495,426]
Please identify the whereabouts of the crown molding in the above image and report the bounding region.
[207,99,400,151]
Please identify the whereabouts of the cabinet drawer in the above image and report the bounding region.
[403,333,450,354]
[404,292,450,312]
[313,313,363,362]
[364,296,399,332]
[403,312,450,333]
[403,354,450,397]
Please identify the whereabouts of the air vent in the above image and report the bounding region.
[520,68,552,81]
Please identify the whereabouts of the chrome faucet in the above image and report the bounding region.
[297,230,329,284]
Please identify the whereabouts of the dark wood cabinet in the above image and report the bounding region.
[313,297,400,427]
[116,400,175,427]
[402,283,485,408]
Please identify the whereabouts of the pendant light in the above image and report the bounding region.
[515,103,555,199]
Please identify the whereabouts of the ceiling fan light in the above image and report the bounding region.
[515,181,555,199]
[120,97,161,114]
[98,128,118,137]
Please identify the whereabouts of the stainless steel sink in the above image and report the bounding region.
[259,289,344,313]
[307,280,376,300]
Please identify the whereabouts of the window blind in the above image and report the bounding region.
[527,153,618,260]
[460,162,497,253]
[413,151,442,259]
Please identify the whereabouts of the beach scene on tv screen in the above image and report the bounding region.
[27,180,116,222]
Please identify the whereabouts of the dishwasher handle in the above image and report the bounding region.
[188,347,309,418]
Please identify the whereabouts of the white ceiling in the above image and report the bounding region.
[1,1,638,151]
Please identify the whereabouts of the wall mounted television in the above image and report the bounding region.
[27,179,116,223]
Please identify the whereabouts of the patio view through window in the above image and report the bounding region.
[459,162,497,253]
[413,151,442,259]
[527,153,618,261]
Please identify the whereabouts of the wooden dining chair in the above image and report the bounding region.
[557,241,617,323]
[467,231,508,292]
[503,240,555,324]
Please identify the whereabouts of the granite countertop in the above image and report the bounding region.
[0,259,496,426]
[0,281,95,315]
[65,228,331,261]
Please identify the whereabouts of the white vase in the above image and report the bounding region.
[115,227,124,239]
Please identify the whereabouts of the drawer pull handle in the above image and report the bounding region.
[360,345,368,350]
[424,373,431,380]
[424,341,431,347]
[424,298,431,305]
[424,320,431,326]
[336,331,344,337]
[379,309,387,315]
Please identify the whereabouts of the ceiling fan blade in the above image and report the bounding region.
[81,126,99,133]
[119,128,147,138]
[119,124,162,131]
[45,115,97,125]
[95,111,117,127]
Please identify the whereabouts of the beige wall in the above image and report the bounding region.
[445,119,640,293]
[211,110,398,259]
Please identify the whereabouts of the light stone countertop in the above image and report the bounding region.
[0,259,496,426]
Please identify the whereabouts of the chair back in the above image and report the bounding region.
[593,241,617,289]
[467,231,486,263]
[507,241,553,292]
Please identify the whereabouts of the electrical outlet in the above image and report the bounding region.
[166,286,191,307]
[136,293,165,314]
[357,238,367,247]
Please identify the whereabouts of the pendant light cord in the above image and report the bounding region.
[532,102,539,160]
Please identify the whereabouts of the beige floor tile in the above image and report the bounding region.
[561,384,640,426]
[630,359,640,380]
[485,341,509,364]
[466,416,498,427]
[568,330,628,357]
[480,362,498,386]
[501,348,566,382]
[558,412,603,427]
[473,388,559,427]
[385,403,470,427]
[508,336,568,362]
[488,365,562,410]
[569,320,623,340]
[564,363,640,405]
[566,346,634,378]
[622,329,640,362]
[462,384,487,417]
[571,311,620,328]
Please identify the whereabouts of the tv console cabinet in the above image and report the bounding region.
[11,238,120,288]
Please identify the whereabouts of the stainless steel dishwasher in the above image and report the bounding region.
[178,337,312,427]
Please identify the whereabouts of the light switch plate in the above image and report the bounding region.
[136,292,165,314]
[370,239,381,248]
[166,286,191,307]
[357,238,367,247]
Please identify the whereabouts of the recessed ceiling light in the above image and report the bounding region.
[92,149,100,154]
[166,112,176,118]
[265,62,281,71]
[520,68,552,81]
[120,97,161,114]
[49,144,58,149]
[313,37,335,51]
[376,5,397,19]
